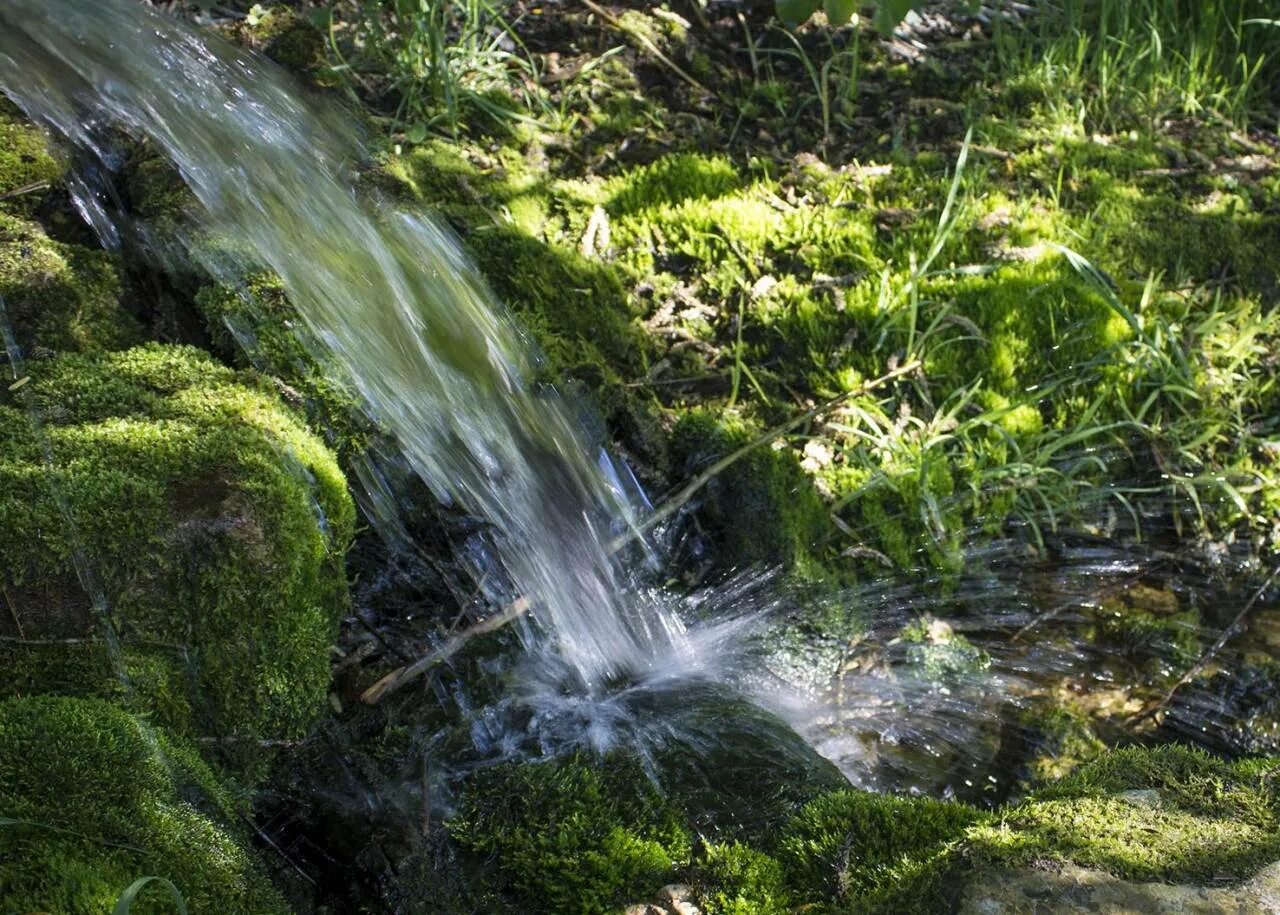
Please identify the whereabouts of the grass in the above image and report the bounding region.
[337,0,1280,579]
[990,0,1280,131]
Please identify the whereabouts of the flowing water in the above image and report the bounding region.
[0,0,689,695]
[3,0,1278,844]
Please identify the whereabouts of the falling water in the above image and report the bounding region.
[0,0,685,693]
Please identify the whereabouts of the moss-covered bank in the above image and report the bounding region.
[0,344,354,778]
[0,695,288,914]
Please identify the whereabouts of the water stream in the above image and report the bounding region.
[0,0,690,696]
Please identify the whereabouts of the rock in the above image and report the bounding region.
[655,883,694,906]
[0,344,354,780]
[958,861,1280,914]
[623,906,668,915]
[0,695,289,913]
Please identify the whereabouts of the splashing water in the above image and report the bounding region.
[0,0,688,694]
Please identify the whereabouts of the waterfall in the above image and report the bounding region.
[0,0,687,693]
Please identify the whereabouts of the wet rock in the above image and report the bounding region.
[958,861,1280,914]
[1160,661,1280,755]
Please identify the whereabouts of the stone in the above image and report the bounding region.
[959,861,1280,914]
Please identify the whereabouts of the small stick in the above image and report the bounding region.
[1132,564,1280,724]
[360,597,530,705]
[2,586,25,639]
[610,360,921,553]
[0,181,50,202]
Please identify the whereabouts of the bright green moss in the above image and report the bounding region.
[968,745,1280,883]
[778,789,985,911]
[449,755,691,915]
[695,841,791,915]
[0,101,61,217]
[670,411,828,573]
[0,344,354,779]
[919,255,1132,395]
[0,695,287,914]
[606,153,744,216]
[0,212,143,353]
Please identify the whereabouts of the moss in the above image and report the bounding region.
[899,616,991,680]
[0,695,287,914]
[670,410,828,573]
[448,754,691,915]
[1091,592,1201,675]
[967,745,1280,883]
[228,6,334,86]
[1018,702,1106,785]
[694,841,791,915]
[777,789,986,911]
[0,212,143,353]
[0,101,62,218]
[194,275,373,458]
[0,344,354,780]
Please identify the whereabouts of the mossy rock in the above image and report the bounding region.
[0,100,62,217]
[965,745,1280,884]
[670,410,829,575]
[680,745,1280,912]
[0,343,354,779]
[777,788,986,911]
[0,695,288,914]
[448,754,692,915]
[0,212,143,354]
[195,274,373,458]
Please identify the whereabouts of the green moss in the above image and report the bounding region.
[694,841,791,915]
[1092,591,1201,674]
[0,101,62,217]
[0,695,287,914]
[1018,703,1106,785]
[899,616,991,679]
[0,344,354,780]
[0,212,143,353]
[670,411,829,573]
[968,745,1280,883]
[228,6,333,85]
[195,275,373,458]
[778,789,985,910]
[448,755,691,915]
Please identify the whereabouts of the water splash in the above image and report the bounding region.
[0,0,682,693]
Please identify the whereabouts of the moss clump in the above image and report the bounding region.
[778,789,986,911]
[671,411,829,573]
[0,212,143,353]
[449,755,691,915]
[967,745,1280,883]
[1018,702,1106,785]
[0,101,62,217]
[228,6,333,86]
[694,841,791,915]
[194,274,373,458]
[899,616,991,680]
[0,695,287,914]
[0,344,354,779]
